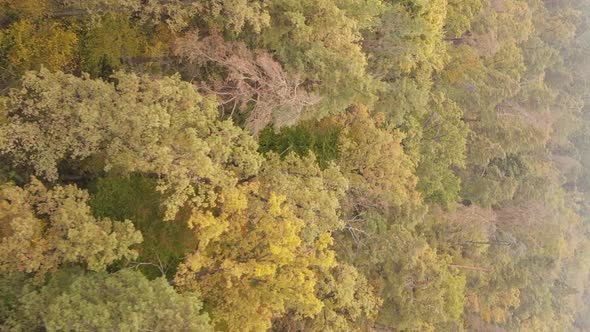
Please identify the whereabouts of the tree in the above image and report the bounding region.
[0,69,262,220]
[257,153,347,244]
[0,178,141,276]
[1,268,212,331]
[56,0,199,32]
[174,188,336,332]
[364,0,447,79]
[363,0,448,127]
[173,31,319,133]
[0,19,78,86]
[336,105,421,217]
[258,0,380,118]
[0,0,53,21]
[370,225,466,331]
[79,13,170,78]
[413,92,467,206]
[445,0,483,37]
[421,205,498,261]
[273,263,382,332]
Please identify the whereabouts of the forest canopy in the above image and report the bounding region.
[1,0,590,331]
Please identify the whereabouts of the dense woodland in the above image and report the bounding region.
[0,0,589,331]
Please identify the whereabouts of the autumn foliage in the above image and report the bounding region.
[1,0,590,331]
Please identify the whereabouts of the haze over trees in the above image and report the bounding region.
[1,0,590,331]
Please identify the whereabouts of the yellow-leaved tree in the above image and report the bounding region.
[175,186,335,331]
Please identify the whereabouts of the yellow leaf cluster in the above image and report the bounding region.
[176,185,337,331]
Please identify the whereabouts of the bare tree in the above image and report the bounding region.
[173,30,320,134]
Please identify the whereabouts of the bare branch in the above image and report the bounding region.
[173,30,320,133]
